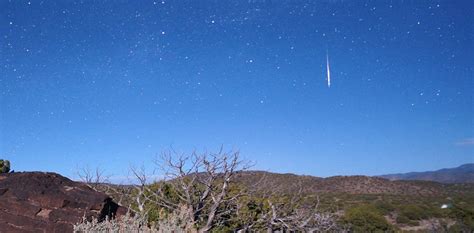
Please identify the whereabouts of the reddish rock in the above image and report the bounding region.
[0,172,127,233]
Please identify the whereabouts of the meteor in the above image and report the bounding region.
[326,53,331,88]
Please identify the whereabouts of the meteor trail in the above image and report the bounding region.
[326,52,331,88]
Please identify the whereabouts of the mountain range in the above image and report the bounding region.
[379,163,474,183]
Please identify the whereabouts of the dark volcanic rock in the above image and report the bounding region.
[0,172,127,233]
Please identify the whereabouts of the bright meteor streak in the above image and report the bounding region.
[326,53,331,88]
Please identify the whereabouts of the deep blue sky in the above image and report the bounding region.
[1,0,473,180]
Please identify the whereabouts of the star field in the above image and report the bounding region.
[1,0,473,179]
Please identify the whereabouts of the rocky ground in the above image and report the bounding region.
[0,172,127,233]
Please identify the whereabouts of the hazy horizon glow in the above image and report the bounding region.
[1,0,473,179]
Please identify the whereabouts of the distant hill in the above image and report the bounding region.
[379,163,474,183]
[233,170,474,196]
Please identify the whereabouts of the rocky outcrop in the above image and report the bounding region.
[0,172,127,233]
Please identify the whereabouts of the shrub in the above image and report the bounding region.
[73,211,194,233]
[374,200,395,215]
[0,160,10,173]
[396,215,410,224]
[73,213,157,233]
[448,205,474,231]
[399,205,428,220]
[343,204,394,233]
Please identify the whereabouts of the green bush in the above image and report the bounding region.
[448,205,474,231]
[399,205,428,220]
[448,223,473,233]
[343,204,394,233]
[407,220,420,226]
[0,160,10,173]
[396,215,410,224]
[374,200,395,215]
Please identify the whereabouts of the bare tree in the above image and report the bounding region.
[128,147,252,232]
[77,165,137,216]
[77,165,109,190]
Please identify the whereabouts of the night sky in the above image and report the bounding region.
[1,0,473,180]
